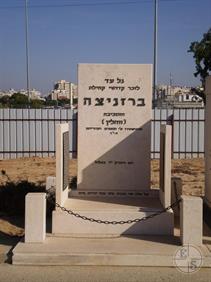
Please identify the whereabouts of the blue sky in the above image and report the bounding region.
[0,0,210,94]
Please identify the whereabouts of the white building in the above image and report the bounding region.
[175,92,204,104]
[157,85,191,97]
[156,84,204,108]
[0,88,43,100]
[18,89,43,100]
[51,80,78,108]
[0,88,16,97]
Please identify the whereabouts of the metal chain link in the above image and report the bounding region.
[47,193,181,225]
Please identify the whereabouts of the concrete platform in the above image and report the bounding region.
[12,235,211,266]
[52,197,174,236]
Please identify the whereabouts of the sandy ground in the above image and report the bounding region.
[0,156,204,196]
[0,157,205,237]
[0,157,205,238]
[0,157,77,187]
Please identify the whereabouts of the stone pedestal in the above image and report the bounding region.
[25,193,46,243]
[52,195,174,236]
[180,196,202,246]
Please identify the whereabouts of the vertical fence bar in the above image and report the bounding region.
[74,110,78,158]
[41,109,43,157]
[66,108,68,123]
[153,109,155,159]
[191,108,193,158]
[35,109,37,156]
[66,109,70,157]
[172,108,175,159]
[2,109,5,159]
[28,108,30,157]
[15,109,18,159]
[197,108,200,158]
[54,108,56,155]
[47,109,50,157]
[160,108,162,159]
[185,109,187,159]
[178,108,181,159]
[8,109,11,159]
[22,109,24,158]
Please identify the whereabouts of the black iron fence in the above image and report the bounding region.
[0,108,205,159]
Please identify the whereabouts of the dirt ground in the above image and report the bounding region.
[0,157,205,236]
[0,157,77,187]
[0,156,205,196]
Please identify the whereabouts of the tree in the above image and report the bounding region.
[9,93,29,108]
[45,99,58,107]
[57,98,70,107]
[0,95,10,107]
[30,99,44,109]
[188,28,211,102]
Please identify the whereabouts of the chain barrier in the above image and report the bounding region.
[46,193,181,225]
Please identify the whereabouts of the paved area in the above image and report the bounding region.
[12,220,211,267]
[0,233,20,264]
[1,219,211,281]
[0,264,211,282]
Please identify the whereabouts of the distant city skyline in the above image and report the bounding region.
[0,0,210,93]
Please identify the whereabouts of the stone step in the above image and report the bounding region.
[52,197,174,236]
[12,235,211,266]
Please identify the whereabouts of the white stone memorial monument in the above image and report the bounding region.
[77,64,151,191]
[13,65,211,266]
[52,64,174,236]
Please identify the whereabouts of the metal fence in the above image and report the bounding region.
[0,108,205,159]
[151,108,204,159]
[0,109,77,159]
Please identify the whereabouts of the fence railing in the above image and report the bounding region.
[151,108,204,159]
[0,108,205,159]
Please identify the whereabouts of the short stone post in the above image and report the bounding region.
[25,193,46,243]
[159,124,172,208]
[180,196,202,246]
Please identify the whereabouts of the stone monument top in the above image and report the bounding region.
[77,64,152,191]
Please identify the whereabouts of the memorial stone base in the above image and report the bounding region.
[52,192,174,236]
[12,234,211,266]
